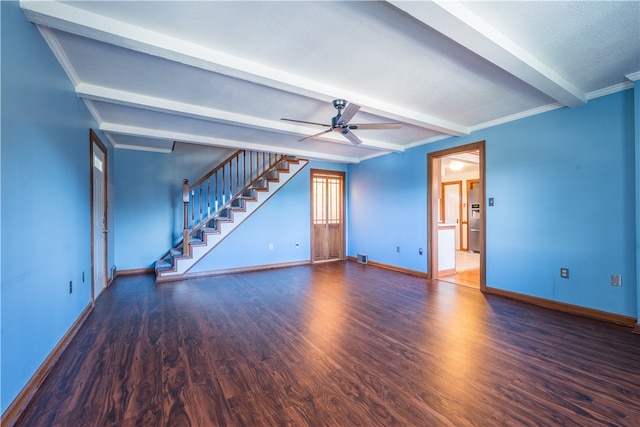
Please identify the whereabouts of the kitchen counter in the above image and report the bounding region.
[438,223,456,275]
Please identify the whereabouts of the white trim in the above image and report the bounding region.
[587,81,635,100]
[101,123,360,164]
[82,99,105,126]
[469,102,564,133]
[112,143,174,154]
[389,1,586,108]
[403,134,453,151]
[104,133,119,149]
[625,71,640,82]
[21,0,467,136]
[358,151,395,162]
[75,83,403,153]
[36,25,81,87]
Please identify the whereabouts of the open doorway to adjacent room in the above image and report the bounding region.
[428,142,485,290]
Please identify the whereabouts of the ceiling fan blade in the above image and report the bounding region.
[299,128,333,142]
[341,129,363,145]
[281,118,331,127]
[339,102,361,125]
[349,123,402,130]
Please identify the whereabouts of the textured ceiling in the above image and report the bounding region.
[21,1,640,163]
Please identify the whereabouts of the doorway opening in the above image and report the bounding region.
[90,130,108,304]
[311,169,345,263]
[428,142,485,291]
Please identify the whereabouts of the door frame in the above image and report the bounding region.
[440,180,463,250]
[310,169,346,263]
[90,129,108,305]
[427,141,486,291]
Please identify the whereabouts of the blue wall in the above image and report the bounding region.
[635,80,640,326]
[349,152,428,271]
[349,89,637,318]
[0,1,113,413]
[114,145,234,270]
[1,0,638,416]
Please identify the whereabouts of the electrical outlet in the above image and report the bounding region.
[611,274,622,287]
[295,242,299,248]
[560,268,569,279]
[396,246,400,253]
[268,243,274,250]
[69,280,73,294]
[419,248,423,255]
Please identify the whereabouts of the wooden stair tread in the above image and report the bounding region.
[157,156,308,280]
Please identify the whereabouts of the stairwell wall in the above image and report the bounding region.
[114,145,346,271]
[1,1,114,413]
[348,89,637,320]
[191,160,348,273]
[113,144,235,270]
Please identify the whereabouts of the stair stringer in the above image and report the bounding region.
[156,158,308,281]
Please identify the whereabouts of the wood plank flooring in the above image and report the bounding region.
[439,268,480,289]
[15,261,640,426]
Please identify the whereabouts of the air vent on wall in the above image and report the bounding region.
[357,253,368,264]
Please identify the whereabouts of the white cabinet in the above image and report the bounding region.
[438,224,456,276]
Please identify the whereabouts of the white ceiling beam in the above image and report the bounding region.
[100,123,362,164]
[21,0,468,136]
[388,1,587,108]
[76,83,404,153]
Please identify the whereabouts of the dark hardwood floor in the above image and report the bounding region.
[439,268,480,289]
[16,261,640,426]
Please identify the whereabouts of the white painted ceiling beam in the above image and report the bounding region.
[388,1,587,108]
[99,123,362,164]
[21,0,468,136]
[76,83,404,153]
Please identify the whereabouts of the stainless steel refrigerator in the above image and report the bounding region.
[468,189,482,253]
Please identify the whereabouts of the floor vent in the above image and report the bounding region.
[357,253,368,264]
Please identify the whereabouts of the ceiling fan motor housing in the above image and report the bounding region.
[332,99,347,128]
[332,99,348,110]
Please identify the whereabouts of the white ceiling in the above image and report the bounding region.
[22,1,640,164]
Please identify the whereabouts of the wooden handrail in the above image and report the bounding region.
[180,150,290,253]
[189,150,244,191]
[189,155,289,235]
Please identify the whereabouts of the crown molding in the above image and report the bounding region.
[625,71,640,82]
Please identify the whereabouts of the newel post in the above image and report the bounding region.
[182,179,190,255]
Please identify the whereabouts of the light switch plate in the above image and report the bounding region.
[611,274,622,287]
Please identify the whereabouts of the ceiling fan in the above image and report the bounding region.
[281,99,401,145]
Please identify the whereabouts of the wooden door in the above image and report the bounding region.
[90,130,108,303]
[311,170,345,262]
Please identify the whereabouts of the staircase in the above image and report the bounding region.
[155,151,308,281]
